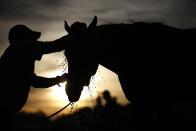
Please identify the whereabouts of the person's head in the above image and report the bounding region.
[8,25,41,45]
[103,90,111,100]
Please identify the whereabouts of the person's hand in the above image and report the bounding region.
[55,73,68,86]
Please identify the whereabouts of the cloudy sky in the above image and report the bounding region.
[0,0,196,116]
[1,0,196,50]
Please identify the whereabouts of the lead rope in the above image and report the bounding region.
[44,102,72,119]
[13,102,72,128]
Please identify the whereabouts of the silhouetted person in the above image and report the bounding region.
[0,24,68,127]
[102,90,117,113]
[102,90,118,129]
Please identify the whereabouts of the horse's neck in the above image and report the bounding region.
[94,46,122,74]
[91,25,131,74]
[92,24,145,74]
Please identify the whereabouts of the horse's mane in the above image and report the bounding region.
[95,22,177,34]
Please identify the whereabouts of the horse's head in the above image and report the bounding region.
[64,16,97,44]
[64,16,98,102]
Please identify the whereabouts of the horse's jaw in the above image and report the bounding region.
[65,81,84,102]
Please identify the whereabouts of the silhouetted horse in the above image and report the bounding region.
[63,16,193,125]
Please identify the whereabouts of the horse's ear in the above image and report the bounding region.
[64,20,72,33]
[88,16,97,31]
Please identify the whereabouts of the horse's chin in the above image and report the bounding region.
[65,82,83,102]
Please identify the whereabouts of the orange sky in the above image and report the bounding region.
[20,50,130,118]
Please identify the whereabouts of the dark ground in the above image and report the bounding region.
[10,90,136,130]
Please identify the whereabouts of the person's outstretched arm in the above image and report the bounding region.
[31,73,68,88]
[34,34,71,55]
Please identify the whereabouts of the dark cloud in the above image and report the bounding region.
[0,0,71,44]
[1,0,196,26]
[0,0,196,44]
[0,0,69,21]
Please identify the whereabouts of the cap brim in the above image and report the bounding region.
[33,32,41,40]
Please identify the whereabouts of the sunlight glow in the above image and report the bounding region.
[44,65,129,108]
[50,82,67,100]
[48,71,101,108]
[22,60,130,116]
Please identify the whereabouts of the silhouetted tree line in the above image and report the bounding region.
[10,90,136,130]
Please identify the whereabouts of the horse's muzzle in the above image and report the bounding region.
[65,81,83,102]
